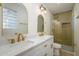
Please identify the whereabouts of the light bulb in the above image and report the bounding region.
[44,10,47,14]
[40,7,44,11]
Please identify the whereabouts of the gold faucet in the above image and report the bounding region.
[17,33,25,42]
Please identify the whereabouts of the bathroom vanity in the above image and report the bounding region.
[0,35,53,56]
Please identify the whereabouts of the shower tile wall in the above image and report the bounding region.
[53,11,73,46]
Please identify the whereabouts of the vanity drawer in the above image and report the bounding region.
[35,47,52,56]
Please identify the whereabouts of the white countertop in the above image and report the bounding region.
[0,35,53,56]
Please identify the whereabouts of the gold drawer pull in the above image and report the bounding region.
[51,44,53,48]
[44,53,47,56]
[44,44,47,47]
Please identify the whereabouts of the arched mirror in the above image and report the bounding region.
[37,15,44,32]
[2,3,28,37]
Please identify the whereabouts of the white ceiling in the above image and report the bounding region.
[44,3,74,14]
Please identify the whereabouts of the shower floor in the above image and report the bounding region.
[60,45,74,56]
[62,45,74,52]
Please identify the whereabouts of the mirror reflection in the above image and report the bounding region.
[37,15,44,32]
[2,3,28,37]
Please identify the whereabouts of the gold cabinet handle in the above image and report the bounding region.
[51,44,53,48]
[44,53,48,56]
[44,44,47,47]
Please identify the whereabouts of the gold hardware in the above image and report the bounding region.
[44,44,47,47]
[8,33,25,44]
[44,53,47,56]
[15,33,18,35]
[8,39,15,44]
[51,44,53,48]
[17,33,25,42]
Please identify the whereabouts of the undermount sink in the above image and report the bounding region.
[7,40,34,48]
[19,40,34,46]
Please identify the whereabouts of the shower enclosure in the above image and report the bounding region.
[53,11,74,55]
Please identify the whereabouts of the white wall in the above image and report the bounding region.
[23,3,54,35]
[73,3,79,55]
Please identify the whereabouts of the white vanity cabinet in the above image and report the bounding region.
[17,38,53,56]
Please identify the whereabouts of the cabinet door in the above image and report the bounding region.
[38,39,53,56]
[46,38,53,56]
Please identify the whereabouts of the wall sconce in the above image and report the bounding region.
[40,5,47,14]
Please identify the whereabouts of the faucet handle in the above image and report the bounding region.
[15,33,18,35]
[22,37,25,41]
[8,38,15,44]
[21,34,25,41]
